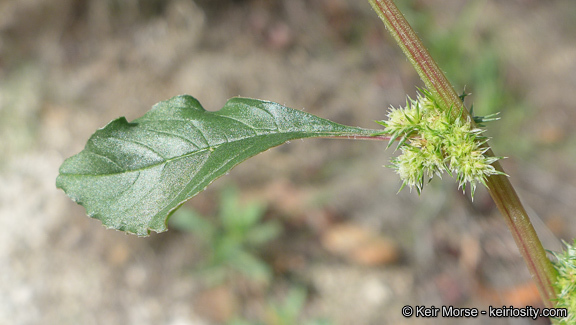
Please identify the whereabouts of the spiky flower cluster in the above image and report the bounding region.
[552,240,576,324]
[376,91,505,196]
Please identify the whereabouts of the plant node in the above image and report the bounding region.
[376,90,506,196]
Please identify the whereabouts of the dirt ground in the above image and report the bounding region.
[1,0,576,324]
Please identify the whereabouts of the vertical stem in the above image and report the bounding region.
[368,0,463,118]
[368,0,558,308]
[484,154,558,308]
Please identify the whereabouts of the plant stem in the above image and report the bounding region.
[368,0,558,308]
[484,156,558,308]
[325,134,392,141]
[368,0,463,118]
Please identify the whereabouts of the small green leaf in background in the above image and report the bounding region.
[169,186,281,286]
[56,95,380,236]
[226,285,335,325]
[264,286,334,325]
[265,286,308,325]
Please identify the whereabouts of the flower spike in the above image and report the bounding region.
[377,90,506,196]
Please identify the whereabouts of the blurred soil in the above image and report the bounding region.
[1,0,576,324]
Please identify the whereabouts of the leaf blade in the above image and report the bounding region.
[57,95,380,236]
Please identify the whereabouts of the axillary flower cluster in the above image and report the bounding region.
[552,239,576,324]
[376,90,505,196]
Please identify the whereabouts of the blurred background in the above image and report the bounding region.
[1,0,576,324]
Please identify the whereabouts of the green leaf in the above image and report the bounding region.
[219,187,266,231]
[230,250,272,284]
[245,221,282,247]
[57,95,380,236]
[168,208,215,240]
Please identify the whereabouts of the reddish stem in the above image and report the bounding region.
[368,0,558,308]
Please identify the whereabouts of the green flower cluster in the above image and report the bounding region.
[376,91,505,195]
[552,240,576,324]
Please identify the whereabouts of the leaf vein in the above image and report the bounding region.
[86,150,123,169]
[138,127,199,149]
[213,114,262,134]
[253,104,281,130]
[107,136,166,160]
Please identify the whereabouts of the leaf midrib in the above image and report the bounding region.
[61,130,349,178]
